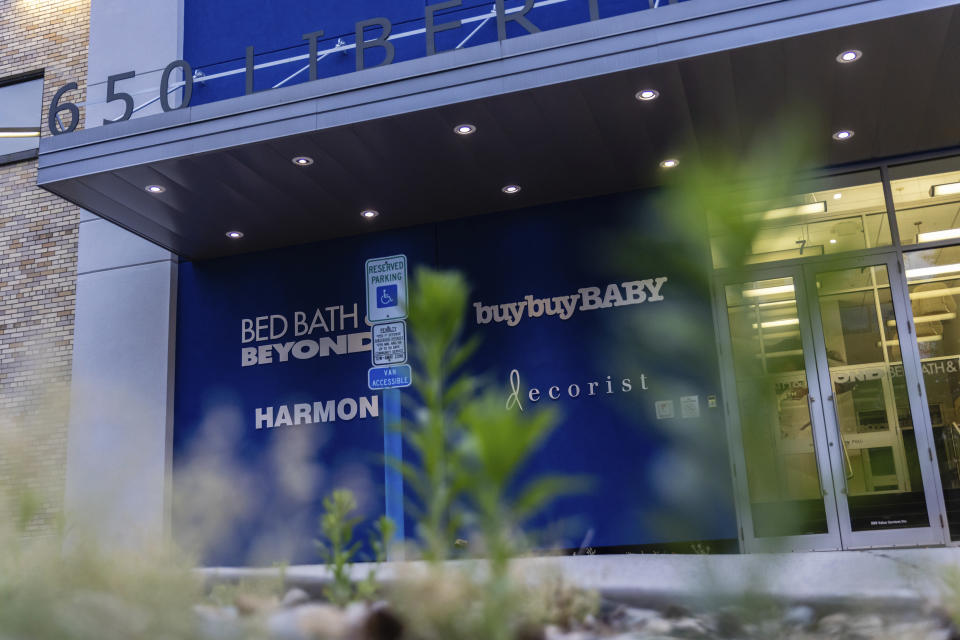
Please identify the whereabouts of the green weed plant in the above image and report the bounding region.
[315,488,395,606]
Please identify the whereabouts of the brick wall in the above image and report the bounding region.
[0,0,89,536]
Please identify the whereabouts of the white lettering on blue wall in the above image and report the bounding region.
[241,303,372,367]
[474,277,667,326]
[255,395,380,429]
[505,368,645,411]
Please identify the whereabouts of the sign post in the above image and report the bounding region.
[364,254,409,558]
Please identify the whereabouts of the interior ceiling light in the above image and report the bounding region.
[758,201,827,221]
[829,238,838,244]
[743,284,795,298]
[144,185,165,194]
[502,184,521,194]
[752,318,800,329]
[361,209,379,219]
[292,156,314,166]
[635,89,659,101]
[833,193,843,200]
[837,49,862,63]
[883,335,943,347]
[911,286,960,300]
[930,182,960,197]
[832,129,854,141]
[887,312,956,327]
[905,262,960,280]
[0,127,40,138]
[226,230,244,239]
[659,159,679,169]
[918,228,960,243]
[454,124,476,135]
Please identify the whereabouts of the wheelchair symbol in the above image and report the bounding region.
[376,284,399,309]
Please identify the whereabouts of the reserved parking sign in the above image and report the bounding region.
[365,255,407,323]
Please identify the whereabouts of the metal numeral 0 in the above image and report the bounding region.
[48,82,80,135]
[160,60,194,112]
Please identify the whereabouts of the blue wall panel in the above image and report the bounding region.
[172,188,737,567]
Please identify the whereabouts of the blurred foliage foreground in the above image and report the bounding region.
[0,267,595,640]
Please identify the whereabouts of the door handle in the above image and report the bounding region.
[826,393,854,492]
[838,437,854,492]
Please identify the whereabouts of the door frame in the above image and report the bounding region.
[801,252,948,548]
[712,263,844,553]
[713,253,950,552]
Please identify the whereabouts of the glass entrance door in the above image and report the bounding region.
[716,255,948,551]
[719,268,843,551]
[803,255,946,548]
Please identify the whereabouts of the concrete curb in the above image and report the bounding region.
[200,548,960,611]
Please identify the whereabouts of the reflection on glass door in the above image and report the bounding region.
[813,264,933,533]
[724,277,832,540]
[904,246,960,540]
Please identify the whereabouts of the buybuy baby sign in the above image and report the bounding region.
[473,277,667,326]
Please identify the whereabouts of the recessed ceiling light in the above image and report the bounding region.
[833,193,843,200]
[361,209,379,219]
[829,238,838,244]
[837,49,862,63]
[635,89,659,101]
[145,185,165,194]
[832,129,854,141]
[659,159,679,169]
[292,156,314,166]
[226,230,244,239]
[502,184,521,194]
[454,124,476,135]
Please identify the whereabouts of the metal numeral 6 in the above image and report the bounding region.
[48,82,80,135]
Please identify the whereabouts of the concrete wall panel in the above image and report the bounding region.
[65,259,177,549]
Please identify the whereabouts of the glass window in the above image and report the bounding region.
[710,170,890,268]
[904,247,960,539]
[0,77,43,159]
[891,156,960,246]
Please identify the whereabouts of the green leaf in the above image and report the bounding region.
[514,475,594,523]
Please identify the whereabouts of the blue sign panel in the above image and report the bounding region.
[184,0,697,105]
[368,365,413,390]
[376,285,398,309]
[172,189,737,567]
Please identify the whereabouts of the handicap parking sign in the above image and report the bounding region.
[377,284,398,309]
[365,255,407,322]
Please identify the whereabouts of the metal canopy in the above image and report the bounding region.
[37,0,960,260]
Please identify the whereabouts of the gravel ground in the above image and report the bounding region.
[194,589,960,640]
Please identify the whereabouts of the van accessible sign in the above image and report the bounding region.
[368,365,413,390]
